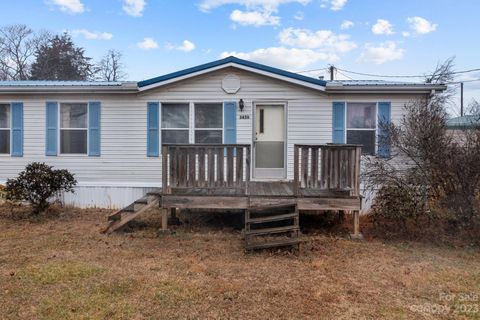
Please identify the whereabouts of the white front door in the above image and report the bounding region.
[253,103,286,179]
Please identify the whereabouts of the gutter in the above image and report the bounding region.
[325,84,448,94]
[0,83,139,94]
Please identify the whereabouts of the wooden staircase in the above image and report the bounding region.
[244,204,301,251]
[102,191,160,234]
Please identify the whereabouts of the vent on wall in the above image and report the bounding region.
[222,74,241,94]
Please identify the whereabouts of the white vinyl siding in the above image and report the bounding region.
[0,67,426,208]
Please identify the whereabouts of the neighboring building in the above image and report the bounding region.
[447,115,480,143]
[0,57,446,208]
[447,115,480,130]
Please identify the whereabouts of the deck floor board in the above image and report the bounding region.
[167,182,355,198]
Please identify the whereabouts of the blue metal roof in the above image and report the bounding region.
[447,115,480,129]
[137,56,328,88]
[327,80,433,86]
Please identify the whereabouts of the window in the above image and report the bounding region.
[162,103,189,144]
[346,102,376,155]
[194,103,223,144]
[0,104,10,154]
[60,103,88,154]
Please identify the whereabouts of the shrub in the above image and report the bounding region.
[0,184,6,201]
[369,183,428,232]
[364,58,480,241]
[5,162,77,214]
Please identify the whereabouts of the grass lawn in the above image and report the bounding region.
[1,206,479,320]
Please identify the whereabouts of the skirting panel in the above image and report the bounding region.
[61,186,159,209]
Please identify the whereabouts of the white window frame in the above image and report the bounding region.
[345,102,378,155]
[0,103,11,155]
[160,101,226,145]
[193,102,223,144]
[161,102,190,144]
[59,102,89,155]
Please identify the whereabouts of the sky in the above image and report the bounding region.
[0,0,479,115]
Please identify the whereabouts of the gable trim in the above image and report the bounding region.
[137,56,327,92]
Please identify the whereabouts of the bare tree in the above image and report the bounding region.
[0,24,51,80]
[96,50,127,81]
[364,58,480,237]
[468,99,480,117]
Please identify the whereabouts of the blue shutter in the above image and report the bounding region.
[147,102,159,157]
[378,102,391,157]
[332,102,346,143]
[88,101,101,156]
[46,101,58,156]
[223,101,237,144]
[11,102,23,157]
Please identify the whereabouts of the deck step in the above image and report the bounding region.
[245,225,299,236]
[246,238,302,250]
[246,212,297,224]
[248,203,296,211]
[134,197,149,205]
[103,195,160,234]
[146,189,162,196]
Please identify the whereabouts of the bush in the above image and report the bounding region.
[0,184,6,201]
[369,183,428,232]
[364,59,480,242]
[6,162,77,214]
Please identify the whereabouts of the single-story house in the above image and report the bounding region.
[0,56,446,209]
[447,115,480,130]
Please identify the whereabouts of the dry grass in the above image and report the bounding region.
[1,205,479,320]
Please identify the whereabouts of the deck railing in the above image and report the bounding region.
[162,144,251,194]
[293,144,362,196]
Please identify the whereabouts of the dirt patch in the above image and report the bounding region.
[1,206,479,319]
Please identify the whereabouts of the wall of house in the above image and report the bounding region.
[0,92,160,208]
[0,67,426,209]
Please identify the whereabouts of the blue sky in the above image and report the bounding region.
[0,0,479,114]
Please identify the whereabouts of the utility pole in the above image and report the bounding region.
[329,65,335,81]
[460,82,464,116]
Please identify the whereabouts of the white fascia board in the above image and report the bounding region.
[138,62,327,92]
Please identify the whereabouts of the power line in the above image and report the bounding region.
[336,69,354,80]
[296,67,329,74]
[446,79,480,84]
[336,67,480,78]
[297,66,480,79]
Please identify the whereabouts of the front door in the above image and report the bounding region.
[253,103,286,179]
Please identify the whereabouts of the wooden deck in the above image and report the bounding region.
[160,143,363,240]
[105,143,364,247]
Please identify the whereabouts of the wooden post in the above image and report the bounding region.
[293,145,299,196]
[350,210,363,240]
[162,146,169,194]
[161,208,169,231]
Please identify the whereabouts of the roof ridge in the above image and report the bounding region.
[137,56,327,88]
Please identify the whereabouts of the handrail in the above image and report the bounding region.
[293,144,362,196]
[162,144,251,195]
[162,144,251,148]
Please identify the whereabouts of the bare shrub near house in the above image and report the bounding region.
[5,162,77,214]
[364,59,480,241]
